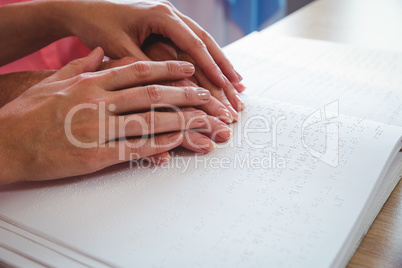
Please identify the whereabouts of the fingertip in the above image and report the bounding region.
[233,95,246,112]
[227,106,239,122]
[235,70,243,82]
[233,82,247,93]
[84,47,105,72]
[196,137,216,153]
[217,107,233,124]
[216,127,233,141]
[89,47,104,60]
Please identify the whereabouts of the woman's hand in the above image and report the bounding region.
[0,48,230,185]
[55,1,243,96]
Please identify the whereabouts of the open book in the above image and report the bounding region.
[1,33,401,267]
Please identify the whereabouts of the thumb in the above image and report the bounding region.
[47,47,105,82]
[107,35,152,61]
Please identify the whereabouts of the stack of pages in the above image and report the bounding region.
[1,32,401,267]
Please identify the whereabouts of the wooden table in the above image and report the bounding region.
[263,0,402,267]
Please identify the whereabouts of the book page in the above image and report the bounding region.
[225,33,402,127]
[0,98,401,267]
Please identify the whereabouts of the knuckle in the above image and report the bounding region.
[193,38,207,51]
[144,112,158,132]
[145,85,162,103]
[152,2,173,14]
[132,61,151,78]
[106,68,120,79]
[199,30,213,42]
[75,73,96,87]
[182,87,193,102]
[185,38,207,57]
[67,59,85,72]
[165,61,178,76]
[159,0,171,6]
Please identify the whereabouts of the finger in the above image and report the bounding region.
[194,68,239,121]
[158,78,198,87]
[197,96,233,124]
[181,130,216,153]
[149,7,227,89]
[179,52,245,115]
[96,60,196,91]
[111,85,211,114]
[112,110,207,140]
[232,81,247,93]
[101,132,183,165]
[97,57,139,71]
[142,151,171,165]
[142,33,247,94]
[46,47,104,83]
[221,76,246,112]
[106,34,152,62]
[172,9,242,85]
[196,115,233,143]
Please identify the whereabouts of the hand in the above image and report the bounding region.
[142,34,246,121]
[98,58,233,157]
[0,48,229,185]
[56,1,243,96]
[100,56,235,124]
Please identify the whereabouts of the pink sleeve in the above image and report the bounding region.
[0,0,91,74]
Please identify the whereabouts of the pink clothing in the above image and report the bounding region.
[0,0,91,74]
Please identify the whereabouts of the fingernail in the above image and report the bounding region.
[218,107,233,123]
[168,132,183,144]
[197,88,210,101]
[235,70,243,81]
[161,154,171,163]
[180,62,195,74]
[197,138,216,152]
[234,95,246,111]
[234,82,247,93]
[227,106,239,122]
[217,128,233,141]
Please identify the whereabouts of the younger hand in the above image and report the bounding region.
[0,48,215,184]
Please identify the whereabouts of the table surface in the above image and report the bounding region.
[264,0,402,267]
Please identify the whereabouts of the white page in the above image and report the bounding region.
[224,33,402,127]
[0,97,401,267]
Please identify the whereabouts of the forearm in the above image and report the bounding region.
[0,1,71,66]
[0,70,55,108]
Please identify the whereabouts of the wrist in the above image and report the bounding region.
[47,0,100,39]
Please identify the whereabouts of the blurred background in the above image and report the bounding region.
[114,0,315,46]
[166,0,314,46]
